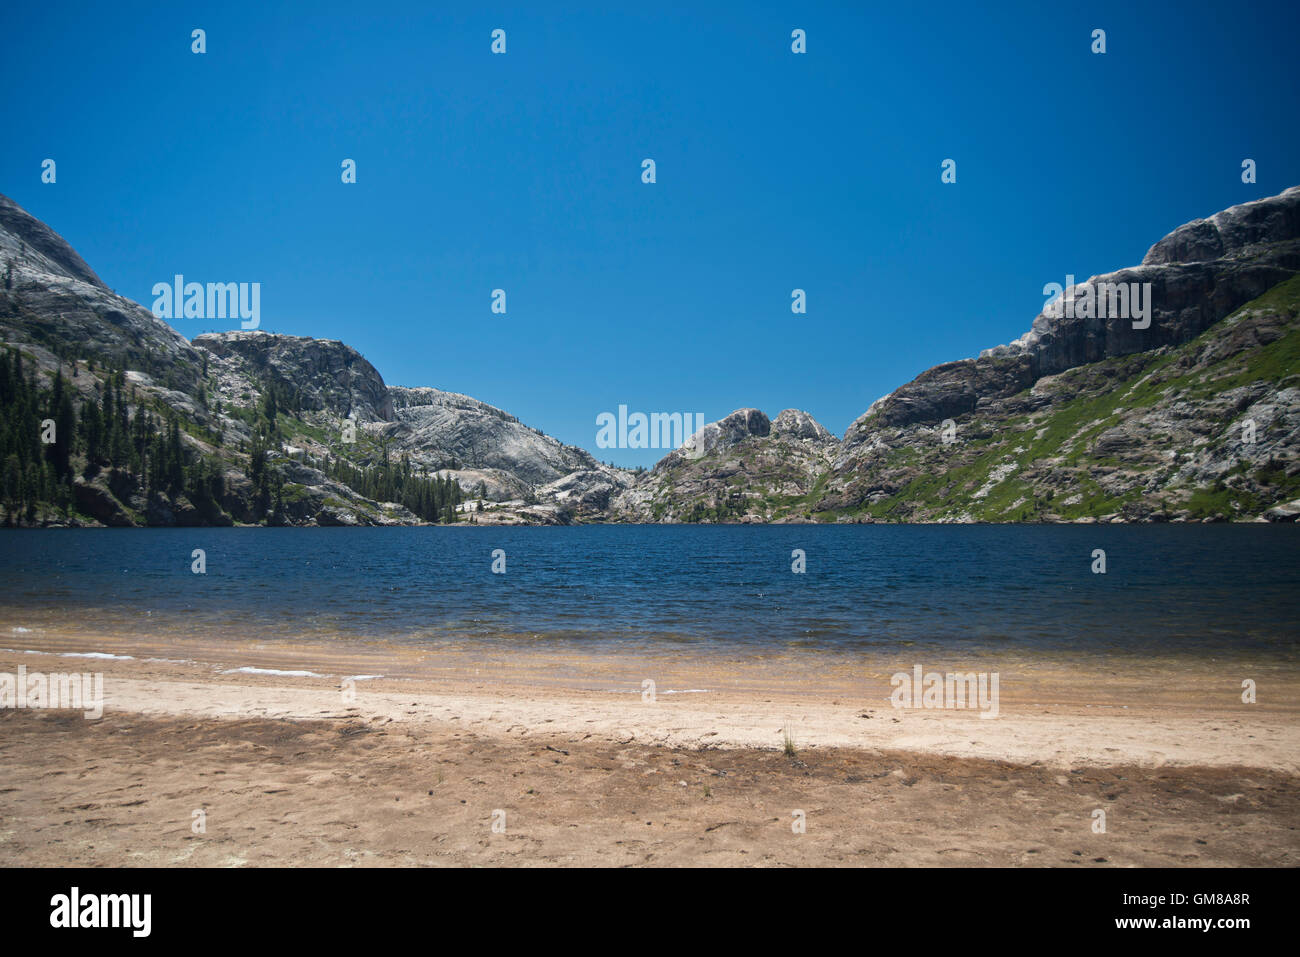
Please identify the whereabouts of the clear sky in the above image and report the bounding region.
[3,1,1298,466]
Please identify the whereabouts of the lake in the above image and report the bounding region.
[0,525,1297,661]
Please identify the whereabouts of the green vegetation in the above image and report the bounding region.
[1,348,226,525]
[326,452,462,523]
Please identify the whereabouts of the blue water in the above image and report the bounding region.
[0,526,1296,659]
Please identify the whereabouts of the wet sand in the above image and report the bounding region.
[0,630,1297,866]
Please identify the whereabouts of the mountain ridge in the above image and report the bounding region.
[1,188,1298,525]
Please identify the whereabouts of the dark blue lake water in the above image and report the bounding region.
[0,526,1296,659]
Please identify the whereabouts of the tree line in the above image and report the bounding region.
[325,451,462,523]
[1,346,464,525]
[1,348,222,524]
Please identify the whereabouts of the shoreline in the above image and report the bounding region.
[4,515,1295,527]
[2,632,1297,770]
[2,633,1298,866]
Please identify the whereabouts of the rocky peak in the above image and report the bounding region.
[771,408,837,443]
[683,408,770,459]
[390,385,518,420]
[1143,186,1300,265]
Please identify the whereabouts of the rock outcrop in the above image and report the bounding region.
[0,194,208,396]
[611,408,838,522]
[0,195,105,288]
[386,386,599,486]
[196,331,394,422]
[773,408,837,443]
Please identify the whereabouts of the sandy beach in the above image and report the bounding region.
[1,631,1297,867]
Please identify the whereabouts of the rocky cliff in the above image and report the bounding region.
[386,385,599,488]
[853,187,1300,437]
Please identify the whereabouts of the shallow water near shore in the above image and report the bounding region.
[1,525,1296,663]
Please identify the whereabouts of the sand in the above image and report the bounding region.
[1,631,1297,866]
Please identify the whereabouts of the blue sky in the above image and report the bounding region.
[3,1,1298,466]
